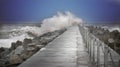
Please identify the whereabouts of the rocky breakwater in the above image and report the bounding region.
[87,25,120,54]
[0,29,66,67]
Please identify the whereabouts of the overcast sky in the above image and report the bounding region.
[0,0,120,24]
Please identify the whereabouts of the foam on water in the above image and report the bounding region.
[109,27,120,32]
[102,26,120,32]
[0,25,40,48]
[0,11,83,48]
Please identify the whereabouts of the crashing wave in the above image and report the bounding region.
[0,11,83,48]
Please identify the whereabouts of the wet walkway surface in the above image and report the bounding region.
[18,26,90,67]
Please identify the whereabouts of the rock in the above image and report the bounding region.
[0,59,7,67]
[9,54,23,65]
[87,25,120,54]
[110,30,119,38]
[27,31,38,37]
[23,38,32,45]
[21,47,39,60]
[1,29,65,67]
[21,51,34,60]
[23,38,32,49]
[11,41,22,50]
[14,46,24,55]
[26,43,40,52]
[23,43,35,51]
[26,47,35,51]
[11,42,16,50]
[7,46,24,65]
[21,43,39,60]
[16,40,22,46]
[39,38,49,45]
[104,29,109,34]
[0,47,8,58]
[0,47,5,53]
[27,43,36,47]
[36,45,44,48]
[0,48,10,59]
[0,62,5,67]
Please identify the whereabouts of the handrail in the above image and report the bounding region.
[78,24,120,67]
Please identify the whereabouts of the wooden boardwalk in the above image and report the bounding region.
[18,26,90,67]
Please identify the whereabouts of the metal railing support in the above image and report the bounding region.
[78,24,120,67]
[104,45,108,67]
[89,36,92,60]
[92,39,95,64]
[97,41,100,67]
[118,60,120,67]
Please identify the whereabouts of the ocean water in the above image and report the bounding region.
[1,23,119,48]
[0,12,83,48]
[101,25,120,32]
[91,24,120,32]
[0,24,41,48]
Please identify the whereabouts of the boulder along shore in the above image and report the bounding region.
[0,29,66,67]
